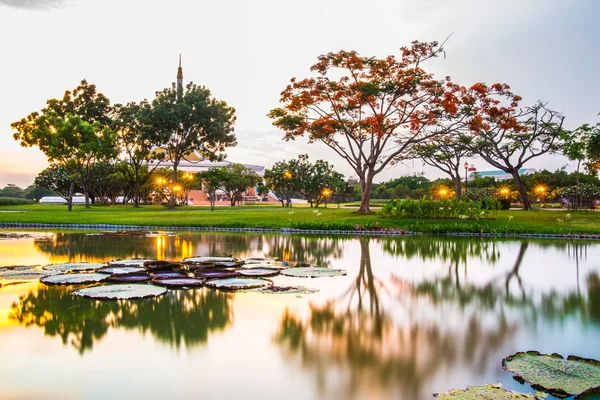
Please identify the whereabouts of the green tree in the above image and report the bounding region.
[149,83,237,209]
[264,160,296,207]
[11,80,118,210]
[22,184,56,201]
[219,163,260,206]
[0,184,24,198]
[408,135,472,199]
[198,167,225,211]
[34,164,81,202]
[288,154,346,207]
[113,102,164,207]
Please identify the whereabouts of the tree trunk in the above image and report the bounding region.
[67,180,75,212]
[169,165,178,209]
[84,187,90,208]
[453,175,462,200]
[511,171,531,210]
[133,181,140,208]
[357,171,374,213]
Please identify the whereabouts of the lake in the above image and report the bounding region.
[0,231,598,399]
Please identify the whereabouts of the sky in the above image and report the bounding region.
[0,0,598,187]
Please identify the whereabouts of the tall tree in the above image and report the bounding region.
[198,167,225,211]
[11,80,117,210]
[149,83,237,209]
[289,154,345,207]
[264,160,296,207]
[407,135,472,199]
[219,163,260,206]
[35,164,81,201]
[453,83,565,210]
[113,101,164,207]
[268,40,455,212]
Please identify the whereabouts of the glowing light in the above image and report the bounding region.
[173,185,182,192]
[438,188,449,198]
[534,185,547,194]
[322,188,332,197]
[156,178,165,185]
[282,170,292,179]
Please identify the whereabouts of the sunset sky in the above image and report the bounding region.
[0,0,598,187]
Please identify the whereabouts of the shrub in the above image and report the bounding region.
[379,198,498,220]
[0,197,33,206]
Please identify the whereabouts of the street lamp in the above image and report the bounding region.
[464,162,469,199]
[322,188,332,208]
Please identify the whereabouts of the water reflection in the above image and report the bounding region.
[9,286,232,354]
[33,232,346,266]
[276,238,600,399]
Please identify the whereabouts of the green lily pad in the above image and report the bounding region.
[43,262,105,272]
[205,277,272,290]
[502,351,600,397]
[0,268,57,280]
[575,386,600,399]
[108,259,155,267]
[434,383,544,399]
[73,284,167,300]
[41,273,108,285]
[238,268,280,277]
[97,266,146,275]
[280,267,347,278]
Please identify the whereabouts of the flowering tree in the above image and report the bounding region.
[268,41,456,212]
[453,83,565,210]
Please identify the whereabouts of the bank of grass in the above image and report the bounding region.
[0,203,599,235]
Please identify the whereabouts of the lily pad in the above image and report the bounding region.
[0,269,57,280]
[144,260,181,272]
[242,257,278,264]
[151,277,205,288]
[108,259,155,267]
[184,256,237,263]
[238,268,280,277]
[194,270,239,280]
[43,262,105,272]
[238,262,289,270]
[281,267,347,278]
[576,386,600,399]
[502,351,600,397]
[97,266,146,275]
[151,271,189,279]
[107,273,151,283]
[73,284,167,300]
[205,277,272,290]
[41,273,108,285]
[249,285,319,295]
[434,383,543,399]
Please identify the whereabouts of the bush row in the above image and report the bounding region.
[379,198,500,220]
[0,197,33,206]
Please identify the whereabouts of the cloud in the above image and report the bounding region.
[0,0,66,10]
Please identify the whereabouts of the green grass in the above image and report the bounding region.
[0,204,598,234]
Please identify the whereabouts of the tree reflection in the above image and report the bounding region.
[275,238,517,399]
[9,286,232,354]
[33,232,345,267]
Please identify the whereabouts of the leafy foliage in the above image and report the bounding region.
[269,41,456,212]
[380,198,498,220]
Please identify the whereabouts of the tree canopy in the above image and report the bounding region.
[269,40,456,212]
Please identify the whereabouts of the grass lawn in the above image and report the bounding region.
[0,203,599,234]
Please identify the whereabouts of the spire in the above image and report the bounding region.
[177,54,183,80]
[176,54,183,99]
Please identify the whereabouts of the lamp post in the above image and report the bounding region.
[464,162,469,199]
[322,188,332,208]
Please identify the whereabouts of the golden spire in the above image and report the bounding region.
[177,54,183,80]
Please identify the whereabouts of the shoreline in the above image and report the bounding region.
[1,222,598,240]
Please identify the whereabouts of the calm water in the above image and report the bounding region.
[0,232,599,400]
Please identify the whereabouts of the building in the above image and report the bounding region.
[469,168,536,181]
